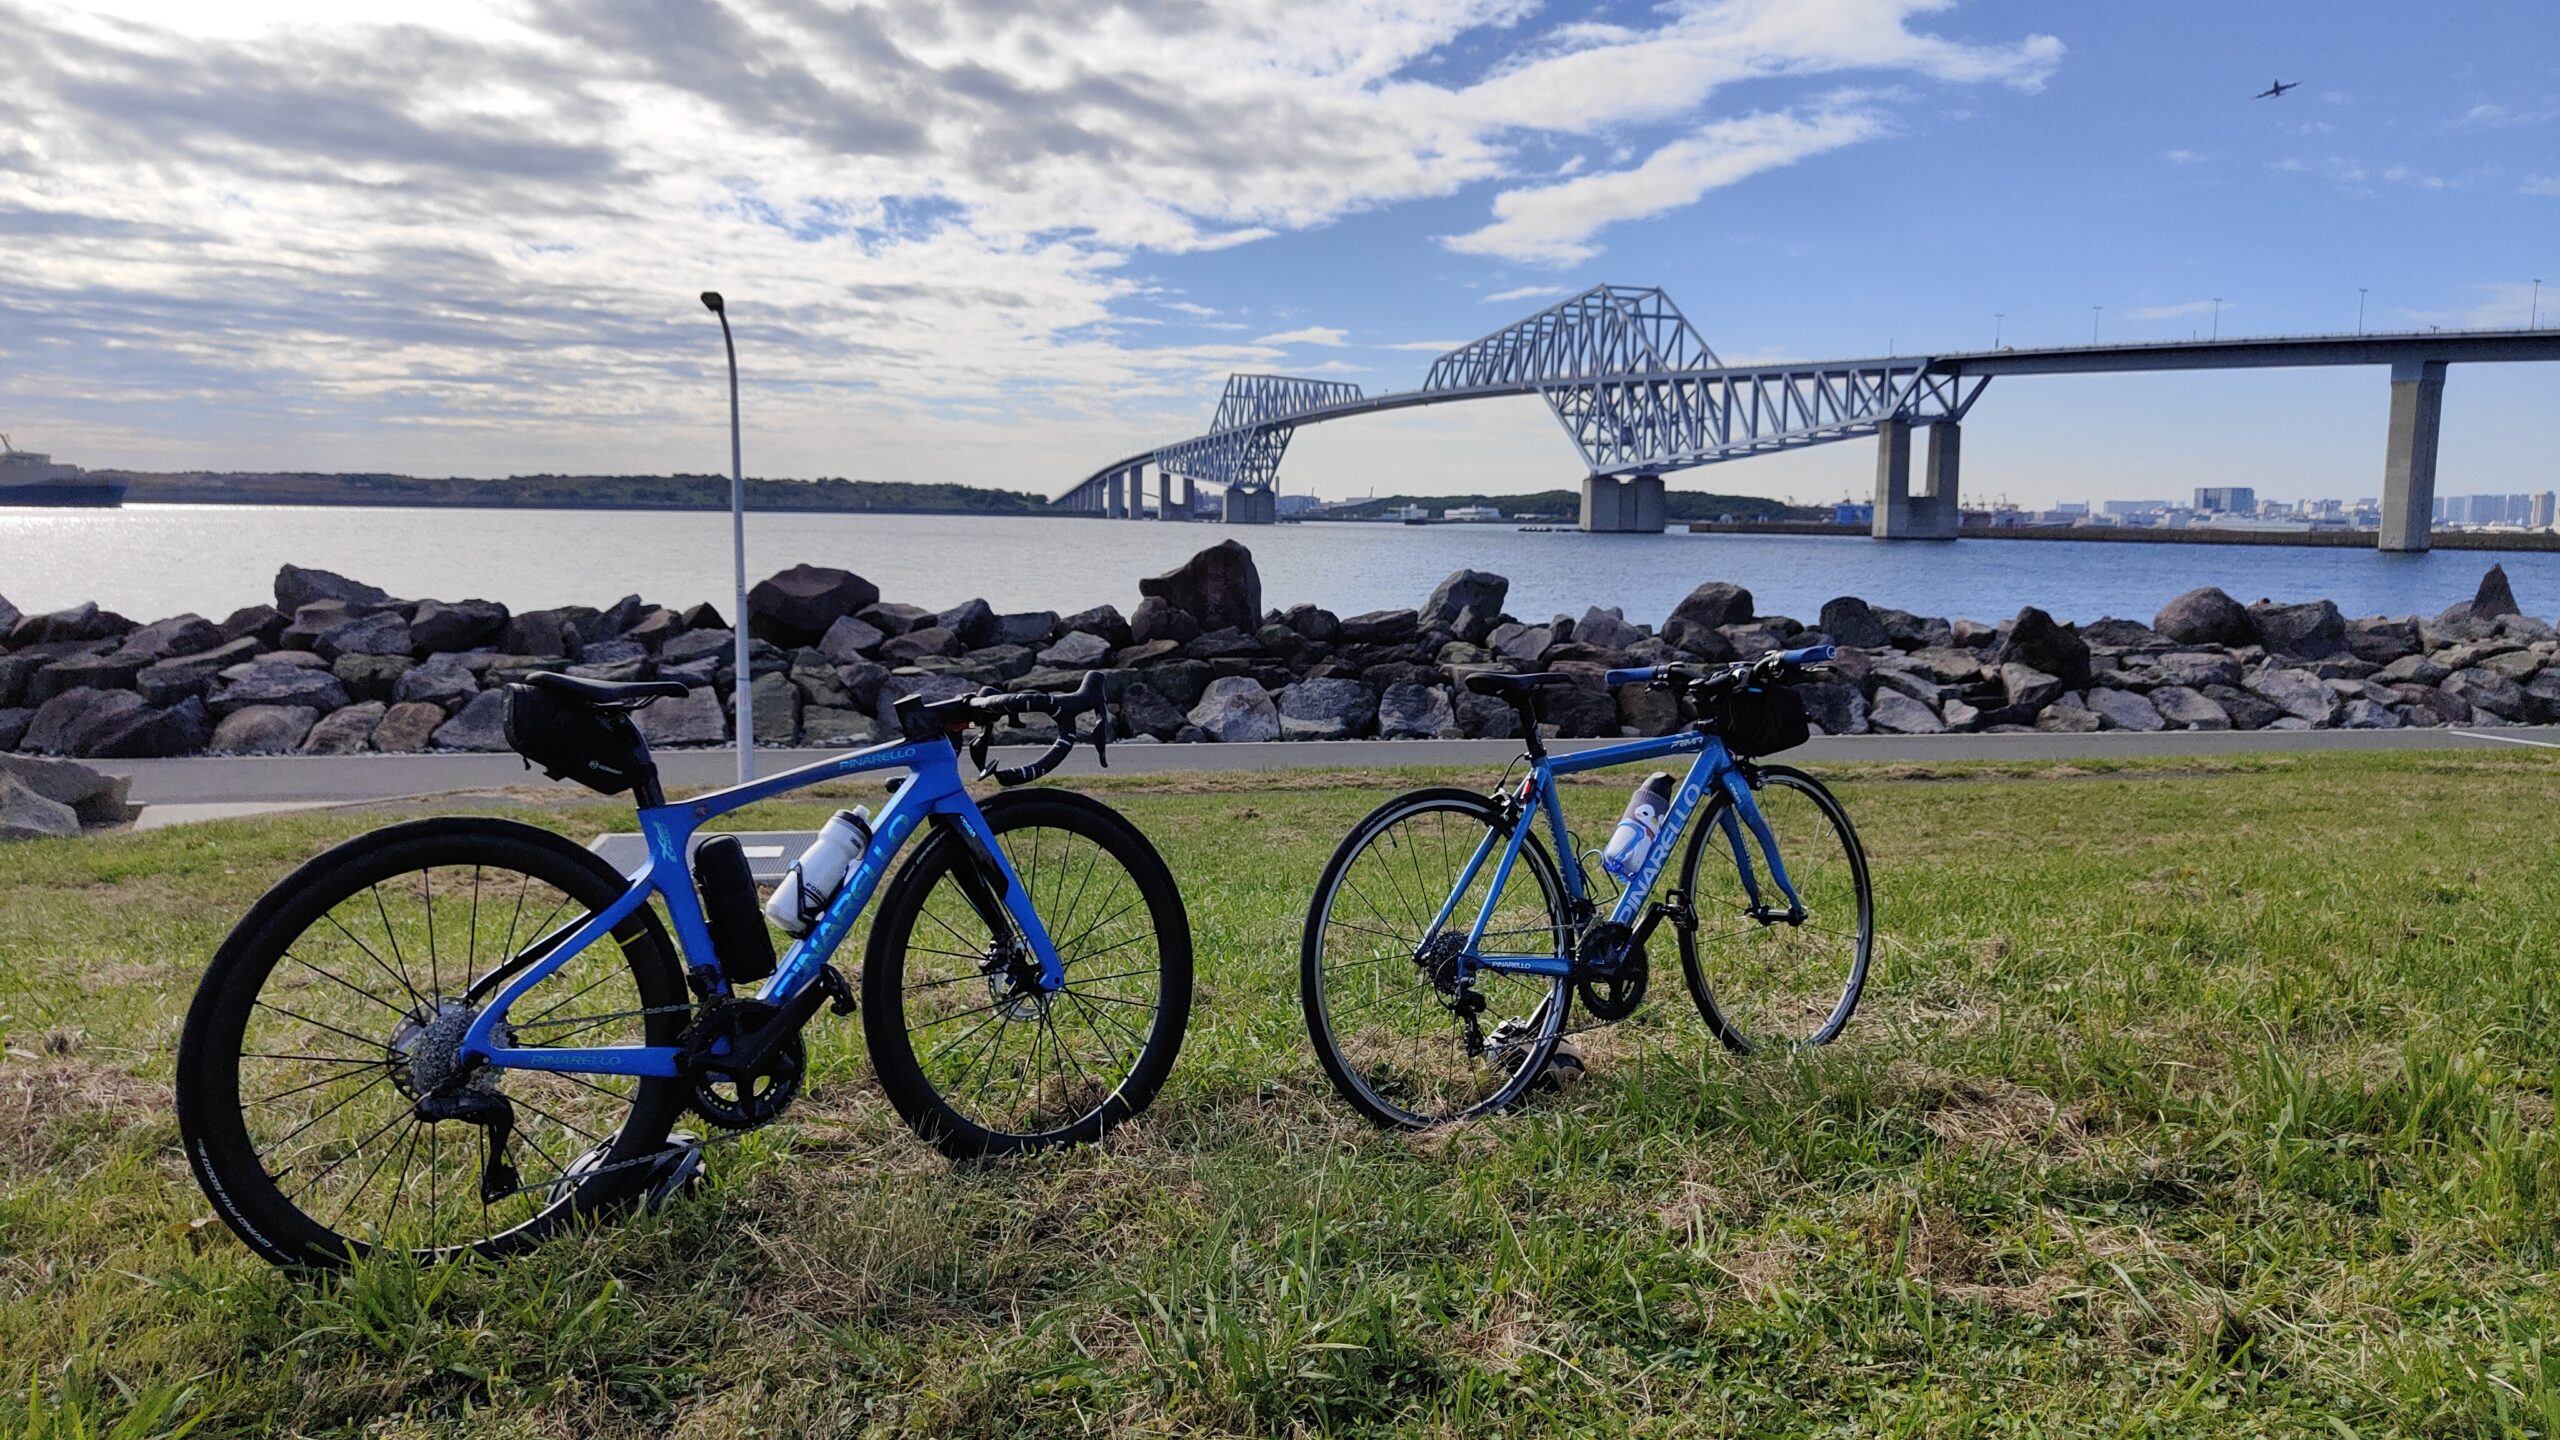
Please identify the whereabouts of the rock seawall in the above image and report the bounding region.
[2,549,2551,760]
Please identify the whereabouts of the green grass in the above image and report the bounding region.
[2,750,2557,1436]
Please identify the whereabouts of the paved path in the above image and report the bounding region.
[84,725,2560,812]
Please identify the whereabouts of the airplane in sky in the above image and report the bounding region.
[2255,79,2299,99]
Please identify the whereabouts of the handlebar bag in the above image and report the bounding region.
[1705,682,1810,757]
[501,683,650,795]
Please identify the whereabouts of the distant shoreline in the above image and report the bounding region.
[117,497,1060,518]
[1688,519,2560,554]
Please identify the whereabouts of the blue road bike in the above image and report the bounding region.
[1300,646,1872,1128]
[178,670,1191,1268]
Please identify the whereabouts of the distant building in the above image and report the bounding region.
[2194,486,2256,514]
[2536,492,2558,529]
[1832,501,1874,526]
[1275,494,1326,518]
[2103,499,2175,517]
[1442,504,1502,522]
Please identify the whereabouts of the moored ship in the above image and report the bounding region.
[0,434,126,507]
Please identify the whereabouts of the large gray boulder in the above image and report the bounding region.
[2152,651,2244,690]
[1377,682,1458,739]
[368,701,445,753]
[431,689,514,751]
[2244,664,2339,725]
[2344,617,2422,667]
[1059,604,1131,648]
[1187,676,1280,742]
[1422,570,1508,642]
[1667,580,1753,631]
[738,671,802,746]
[1276,679,1377,740]
[27,652,146,705]
[817,615,886,664]
[1129,596,1203,647]
[23,689,145,755]
[2248,599,2346,660]
[1035,631,1113,669]
[111,613,226,662]
[0,754,137,824]
[2443,667,2527,719]
[274,564,390,614]
[2080,618,2170,651]
[1999,662,2064,712]
[1114,684,1189,740]
[330,653,414,703]
[1573,607,1642,651]
[1487,623,1552,667]
[210,704,319,755]
[1989,607,2091,690]
[2085,687,2165,732]
[2149,686,2232,730]
[1335,609,1419,647]
[935,598,1000,650]
[747,565,880,647]
[394,656,479,713]
[1817,596,1891,650]
[1140,541,1262,633]
[77,696,211,758]
[1797,681,1868,736]
[1868,690,1946,735]
[132,638,262,707]
[207,664,350,718]
[2154,587,2256,648]
[882,626,960,664]
[408,598,509,653]
[627,687,723,747]
[0,775,79,841]
[299,702,388,755]
[501,608,580,658]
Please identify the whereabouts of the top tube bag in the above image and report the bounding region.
[501,682,652,796]
[1703,681,1810,758]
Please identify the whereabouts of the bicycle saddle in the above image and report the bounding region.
[527,672,689,708]
[1461,671,1575,699]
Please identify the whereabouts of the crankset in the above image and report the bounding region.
[1572,920,1649,1023]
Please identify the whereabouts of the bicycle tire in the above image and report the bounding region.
[1674,765,1873,1053]
[175,817,688,1268]
[1300,787,1571,1128]
[862,789,1192,1159]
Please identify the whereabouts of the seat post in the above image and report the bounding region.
[1515,695,1547,759]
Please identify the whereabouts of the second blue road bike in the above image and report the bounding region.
[177,670,1191,1268]
[1300,647,1873,1127]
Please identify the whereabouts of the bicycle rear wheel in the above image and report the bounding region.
[862,789,1192,1159]
[1300,788,1570,1128]
[175,818,688,1268]
[1675,766,1873,1053]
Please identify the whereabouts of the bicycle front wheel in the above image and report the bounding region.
[1676,765,1873,1053]
[862,789,1192,1159]
[1300,788,1570,1128]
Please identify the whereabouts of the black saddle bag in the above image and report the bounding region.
[1705,682,1811,758]
[501,683,651,795]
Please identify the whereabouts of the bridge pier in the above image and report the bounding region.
[1579,474,1665,533]
[1108,469,1127,519]
[2379,360,2444,553]
[1223,487,1275,525]
[1872,420,1961,539]
[1158,469,1179,520]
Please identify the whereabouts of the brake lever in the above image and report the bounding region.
[967,724,993,775]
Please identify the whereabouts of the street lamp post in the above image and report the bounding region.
[2210,297,2222,340]
[1992,313,2003,348]
[2357,288,2368,335]
[702,291,753,784]
[2091,306,2102,343]
[2534,279,2543,329]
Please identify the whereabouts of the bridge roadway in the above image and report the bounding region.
[1055,280,2560,552]
[92,726,2560,826]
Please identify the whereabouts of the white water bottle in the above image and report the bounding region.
[764,807,872,936]
[1600,773,1675,881]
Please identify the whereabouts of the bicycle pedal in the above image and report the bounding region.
[642,1133,707,1213]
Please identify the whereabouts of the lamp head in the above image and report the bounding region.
[700,291,725,314]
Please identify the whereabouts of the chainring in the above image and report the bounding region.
[681,999,805,1130]
[1573,920,1649,1023]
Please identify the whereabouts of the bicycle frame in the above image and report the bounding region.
[1426,728,1808,981]
[459,735,1063,1079]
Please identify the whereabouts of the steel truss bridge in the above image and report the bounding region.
[1055,283,2560,551]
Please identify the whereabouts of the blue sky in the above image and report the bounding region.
[3,0,2554,507]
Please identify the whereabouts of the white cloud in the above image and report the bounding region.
[2164,148,2208,164]
[1445,108,1886,264]
[1482,285,1567,303]
[0,0,2064,480]
[1379,339,1469,351]
[2520,176,2560,198]
[1254,326,1350,347]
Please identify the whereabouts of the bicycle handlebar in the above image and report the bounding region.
[1604,644,1838,692]
[965,670,1112,786]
